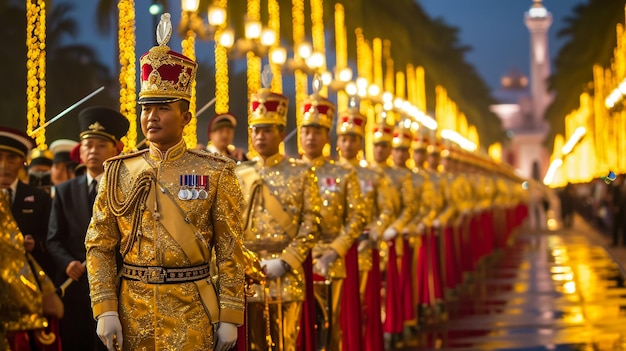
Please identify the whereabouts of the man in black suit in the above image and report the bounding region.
[47,107,129,351]
[0,127,53,275]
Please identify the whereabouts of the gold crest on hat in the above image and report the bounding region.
[300,77,335,129]
[337,104,366,137]
[138,13,198,104]
[249,66,289,127]
[372,118,394,144]
[392,119,414,149]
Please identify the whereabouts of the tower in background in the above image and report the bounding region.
[491,0,552,181]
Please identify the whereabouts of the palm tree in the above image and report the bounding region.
[0,2,117,140]
[545,0,624,142]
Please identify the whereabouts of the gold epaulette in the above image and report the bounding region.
[235,160,257,170]
[188,148,235,164]
[105,149,149,165]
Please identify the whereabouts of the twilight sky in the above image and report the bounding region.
[418,0,588,90]
[60,0,587,93]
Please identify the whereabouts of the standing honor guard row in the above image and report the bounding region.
[1,12,531,351]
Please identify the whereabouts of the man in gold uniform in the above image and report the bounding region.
[235,72,322,351]
[1,131,62,351]
[85,14,245,351]
[298,89,365,350]
[371,119,415,341]
[389,122,432,330]
[335,106,394,351]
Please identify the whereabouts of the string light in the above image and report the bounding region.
[26,0,47,148]
[214,0,229,114]
[118,0,136,150]
[181,31,197,148]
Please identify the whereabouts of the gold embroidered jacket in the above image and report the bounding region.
[338,158,395,272]
[235,153,322,302]
[406,167,435,234]
[423,169,448,227]
[1,190,55,334]
[438,172,474,224]
[303,156,366,279]
[375,163,416,233]
[85,140,246,351]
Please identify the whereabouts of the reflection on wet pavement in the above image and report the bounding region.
[405,231,626,350]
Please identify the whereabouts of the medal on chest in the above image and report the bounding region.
[179,174,208,200]
[359,179,374,194]
[322,177,339,192]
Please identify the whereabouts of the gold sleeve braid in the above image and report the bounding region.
[86,160,123,317]
[212,163,246,324]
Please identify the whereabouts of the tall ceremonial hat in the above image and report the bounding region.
[300,77,335,129]
[412,125,430,151]
[337,105,366,137]
[29,148,53,167]
[138,13,198,104]
[372,118,394,144]
[392,119,414,149]
[78,107,130,144]
[0,126,35,158]
[49,139,78,164]
[249,65,289,127]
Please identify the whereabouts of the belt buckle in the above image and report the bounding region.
[145,267,166,284]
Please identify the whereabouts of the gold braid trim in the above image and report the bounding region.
[106,159,154,257]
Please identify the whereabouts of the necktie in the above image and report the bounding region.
[89,180,97,207]
[7,188,12,205]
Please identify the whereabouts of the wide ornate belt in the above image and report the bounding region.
[121,262,211,284]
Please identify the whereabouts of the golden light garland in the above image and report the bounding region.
[372,38,383,89]
[247,0,261,155]
[334,4,348,112]
[293,0,307,154]
[26,0,46,148]
[310,0,326,96]
[406,64,416,107]
[118,0,136,150]
[247,0,261,98]
[181,31,198,148]
[356,28,374,160]
[214,0,229,114]
[416,66,426,113]
[395,71,405,99]
[268,0,282,93]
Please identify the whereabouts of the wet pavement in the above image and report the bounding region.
[402,218,626,350]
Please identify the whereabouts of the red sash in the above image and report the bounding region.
[364,248,384,351]
[340,244,362,350]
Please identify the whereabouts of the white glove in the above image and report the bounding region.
[382,227,398,241]
[314,250,338,276]
[96,311,123,351]
[261,258,288,279]
[215,322,238,351]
